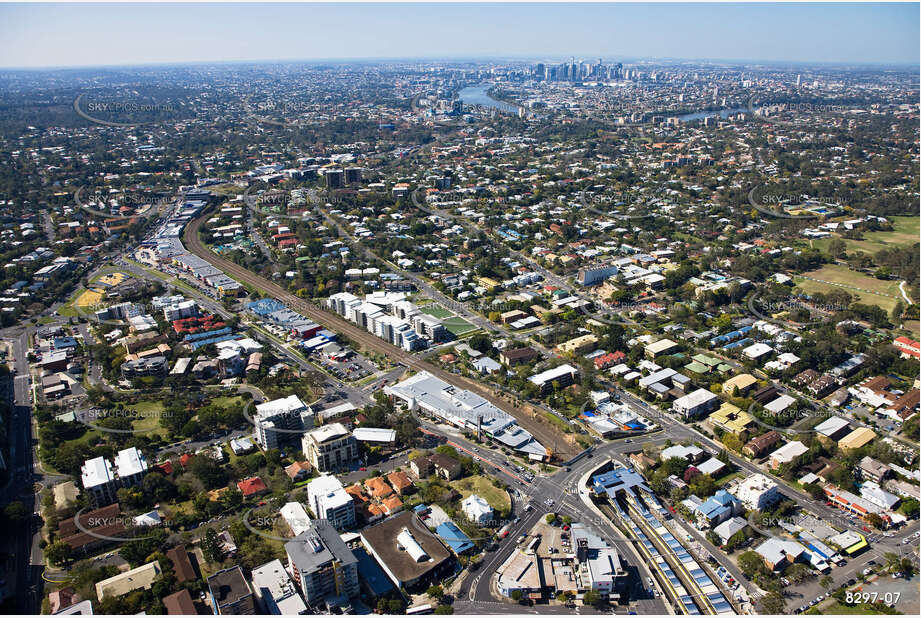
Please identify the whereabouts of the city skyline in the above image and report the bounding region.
[0,2,918,69]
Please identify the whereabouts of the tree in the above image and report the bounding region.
[759,591,785,614]
[201,528,224,564]
[387,599,405,614]
[545,513,558,525]
[803,483,825,500]
[898,498,918,518]
[3,501,27,524]
[434,605,454,615]
[883,552,902,574]
[737,550,768,579]
[866,513,884,530]
[426,585,444,601]
[510,590,523,602]
[820,575,834,590]
[45,540,72,566]
[582,589,603,607]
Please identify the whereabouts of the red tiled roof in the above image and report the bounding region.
[237,476,268,496]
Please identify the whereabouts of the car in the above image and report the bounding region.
[868,560,876,566]
[563,524,570,531]
[258,501,267,506]
[847,579,856,586]
[359,467,367,471]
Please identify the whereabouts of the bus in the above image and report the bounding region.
[406,605,433,615]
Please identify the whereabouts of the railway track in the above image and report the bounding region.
[183,209,576,460]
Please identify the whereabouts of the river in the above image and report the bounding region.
[457,84,519,113]
[677,107,748,122]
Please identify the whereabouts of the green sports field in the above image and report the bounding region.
[420,305,452,319]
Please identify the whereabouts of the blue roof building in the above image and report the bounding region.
[53,336,78,350]
[694,490,741,527]
[435,521,474,555]
[591,467,651,498]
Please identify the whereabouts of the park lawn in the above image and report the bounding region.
[844,216,919,255]
[420,305,452,319]
[794,264,904,313]
[127,400,168,437]
[811,217,919,257]
[902,320,920,339]
[210,395,244,408]
[450,475,511,513]
[442,316,477,336]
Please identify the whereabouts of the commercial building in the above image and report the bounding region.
[577,264,619,286]
[250,558,307,615]
[301,423,357,473]
[571,523,628,598]
[207,566,256,615]
[359,511,453,590]
[813,416,852,443]
[306,475,355,530]
[838,427,877,451]
[496,550,542,598]
[755,538,805,571]
[285,523,360,608]
[386,371,547,459]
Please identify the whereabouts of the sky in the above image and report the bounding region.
[0,2,918,68]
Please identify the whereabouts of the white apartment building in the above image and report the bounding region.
[306,475,355,530]
[301,423,357,473]
[254,395,309,450]
[731,474,781,510]
[81,447,149,507]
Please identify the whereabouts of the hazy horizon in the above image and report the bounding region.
[0,2,918,69]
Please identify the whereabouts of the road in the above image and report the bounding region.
[1,329,45,614]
